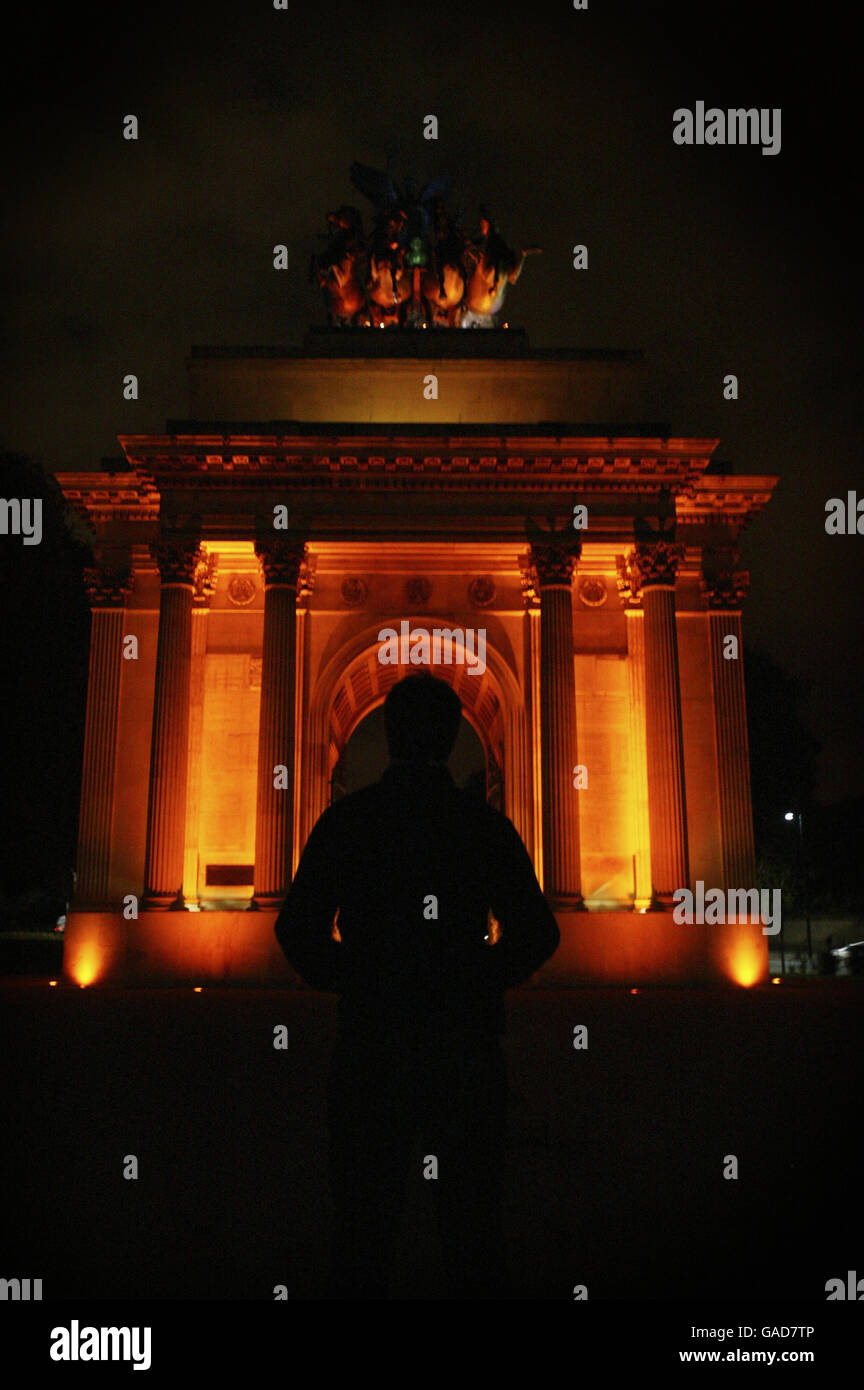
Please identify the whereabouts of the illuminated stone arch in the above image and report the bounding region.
[300,620,533,860]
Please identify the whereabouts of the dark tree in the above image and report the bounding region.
[0,453,92,924]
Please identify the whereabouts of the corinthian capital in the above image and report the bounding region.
[615,552,642,608]
[631,539,685,591]
[701,570,750,609]
[525,517,582,588]
[82,564,134,608]
[701,547,750,609]
[192,551,218,604]
[627,487,687,591]
[254,535,308,587]
[150,534,202,585]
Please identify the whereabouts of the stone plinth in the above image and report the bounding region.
[539,910,768,986]
[63,908,768,988]
[186,342,648,425]
[62,911,297,987]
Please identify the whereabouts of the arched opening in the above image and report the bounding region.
[300,623,525,863]
[330,703,495,804]
[319,634,508,825]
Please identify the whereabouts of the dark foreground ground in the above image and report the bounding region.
[1,979,861,1300]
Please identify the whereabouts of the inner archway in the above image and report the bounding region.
[331,703,493,804]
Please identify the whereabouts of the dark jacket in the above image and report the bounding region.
[274,761,560,1040]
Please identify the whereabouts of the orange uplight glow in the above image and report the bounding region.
[70,944,103,988]
[629,988,639,995]
[49,979,58,987]
[771,977,781,985]
[727,941,764,987]
[193,986,203,992]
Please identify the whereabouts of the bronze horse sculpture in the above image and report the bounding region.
[313,168,540,328]
[310,205,369,327]
[461,211,541,328]
[420,195,468,327]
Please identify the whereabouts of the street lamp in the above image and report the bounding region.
[784,809,812,960]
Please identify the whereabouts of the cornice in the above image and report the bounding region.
[114,434,716,496]
[55,471,160,523]
[53,461,779,529]
[677,474,779,524]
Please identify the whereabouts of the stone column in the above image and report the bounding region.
[251,535,306,907]
[518,562,542,877]
[504,702,533,860]
[143,534,201,910]
[623,606,653,910]
[75,565,134,907]
[702,558,756,886]
[528,532,584,910]
[182,552,217,905]
[625,539,689,905]
[292,554,315,876]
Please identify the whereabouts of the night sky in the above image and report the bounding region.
[2,0,861,804]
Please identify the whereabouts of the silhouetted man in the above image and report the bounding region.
[274,673,560,1299]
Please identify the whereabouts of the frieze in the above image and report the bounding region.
[227,574,257,607]
[578,576,608,608]
[340,576,368,607]
[468,577,496,608]
[405,576,432,604]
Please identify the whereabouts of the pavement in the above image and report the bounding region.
[1,979,861,1300]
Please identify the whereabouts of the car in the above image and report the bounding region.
[831,941,864,976]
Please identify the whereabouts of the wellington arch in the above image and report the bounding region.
[57,327,777,987]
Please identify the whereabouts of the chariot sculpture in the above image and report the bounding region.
[311,163,540,328]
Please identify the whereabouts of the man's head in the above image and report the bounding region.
[383,673,462,764]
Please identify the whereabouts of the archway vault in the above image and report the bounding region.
[328,643,504,768]
[299,619,533,871]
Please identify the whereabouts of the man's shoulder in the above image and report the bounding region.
[310,779,520,846]
[314,783,383,828]
[448,790,525,851]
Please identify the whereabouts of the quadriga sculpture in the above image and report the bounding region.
[421,196,467,328]
[313,168,539,328]
[366,204,412,326]
[461,211,541,328]
[310,206,370,327]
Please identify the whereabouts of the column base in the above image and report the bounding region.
[549,894,587,912]
[647,892,676,912]
[141,892,186,911]
[248,894,286,911]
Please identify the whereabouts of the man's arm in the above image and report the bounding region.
[274,809,343,991]
[485,813,560,989]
